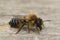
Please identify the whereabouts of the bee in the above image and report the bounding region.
[9,14,44,34]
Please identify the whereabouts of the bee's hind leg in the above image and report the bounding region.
[16,24,25,34]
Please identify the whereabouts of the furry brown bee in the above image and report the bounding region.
[9,14,44,34]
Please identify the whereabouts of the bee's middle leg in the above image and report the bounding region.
[27,23,30,33]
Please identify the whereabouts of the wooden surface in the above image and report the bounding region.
[0,0,60,40]
[0,24,10,32]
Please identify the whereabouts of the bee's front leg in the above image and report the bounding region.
[38,25,42,31]
[41,21,45,31]
[36,27,39,33]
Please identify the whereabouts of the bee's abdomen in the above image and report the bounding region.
[9,18,20,28]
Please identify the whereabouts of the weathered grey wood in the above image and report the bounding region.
[0,0,60,40]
